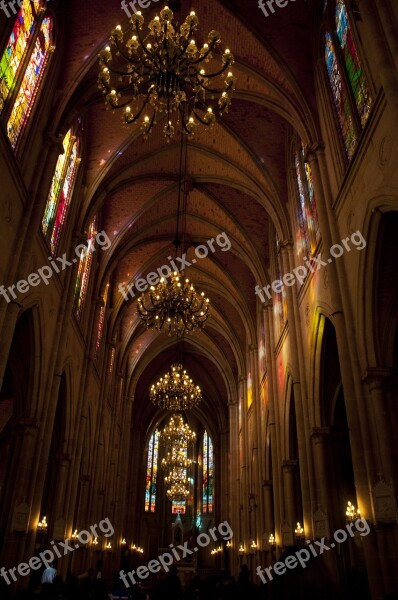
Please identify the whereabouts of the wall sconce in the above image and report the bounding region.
[121,538,127,545]
[346,501,361,522]
[294,522,304,543]
[71,529,79,540]
[238,543,245,555]
[226,541,232,548]
[37,516,48,532]
[211,546,223,555]
[131,543,143,553]
[249,539,258,554]
[91,537,99,546]
[105,542,112,550]
[268,534,276,550]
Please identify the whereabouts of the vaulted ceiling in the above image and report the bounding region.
[52,0,323,434]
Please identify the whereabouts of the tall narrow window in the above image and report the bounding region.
[42,129,81,255]
[202,431,214,513]
[325,32,357,159]
[145,431,159,512]
[325,1,372,160]
[0,1,54,149]
[293,140,320,263]
[96,283,110,358]
[0,0,37,111]
[74,218,97,320]
[335,0,372,126]
[7,16,53,148]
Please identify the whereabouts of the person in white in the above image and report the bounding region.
[41,563,57,584]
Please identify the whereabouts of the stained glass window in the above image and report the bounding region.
[325,32,357,159]
[202,431,214,513]
[294,141,320,263]
[145,431,159,512]
[42,130,81,256]
[7,16,53,148]
[0,0,37,112]
[74,218,97,320]
[96,283,110,358]
[335,0,372,127]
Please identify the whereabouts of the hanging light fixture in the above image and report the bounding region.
[166,479,190,502]
[160,413,196,447]
[137,113,210,334]
[137,272,210,335]
[161,442,192,471]
[98,6,235,140]
[150,362,202,410]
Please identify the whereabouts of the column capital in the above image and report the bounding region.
[306,142,326,161]
[282,459,298,472]
[311,427,332,440]
[361,367,395,386]
[44,132,65,155]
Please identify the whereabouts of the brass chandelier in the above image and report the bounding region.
[160,413,196,449]
[98,6,235,139]
[137,272,209,335]
[150,362,202,411]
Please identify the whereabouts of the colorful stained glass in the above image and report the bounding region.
[325,32,357,159]
[145,431,159,512]
[294,143,320,262]
[42,130,80,256]
[74,218,97,320]
[0,0,36,112]
[7,16,53,148]
[96,283,110,358]
[202,431,214,513]
[294,152,310,260]
[172,500,186,514]
[335,0,372,127]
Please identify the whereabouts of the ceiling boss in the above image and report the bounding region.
[98,5,235,139]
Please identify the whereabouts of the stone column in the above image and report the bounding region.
[310,428,331,515]
[263,304,283,539]
[279,245,312,535]
[282,460,298,530]
[228,398,239,578]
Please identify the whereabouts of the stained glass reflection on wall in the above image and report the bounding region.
[202,430,214,513]
[7,16,53,148]
[74,217,97,320]
[335,0,372,127]
[145,431,159,512]
[325,32,356,159]
[96,283,110,358]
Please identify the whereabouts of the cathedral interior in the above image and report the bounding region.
[0,0,398,598]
